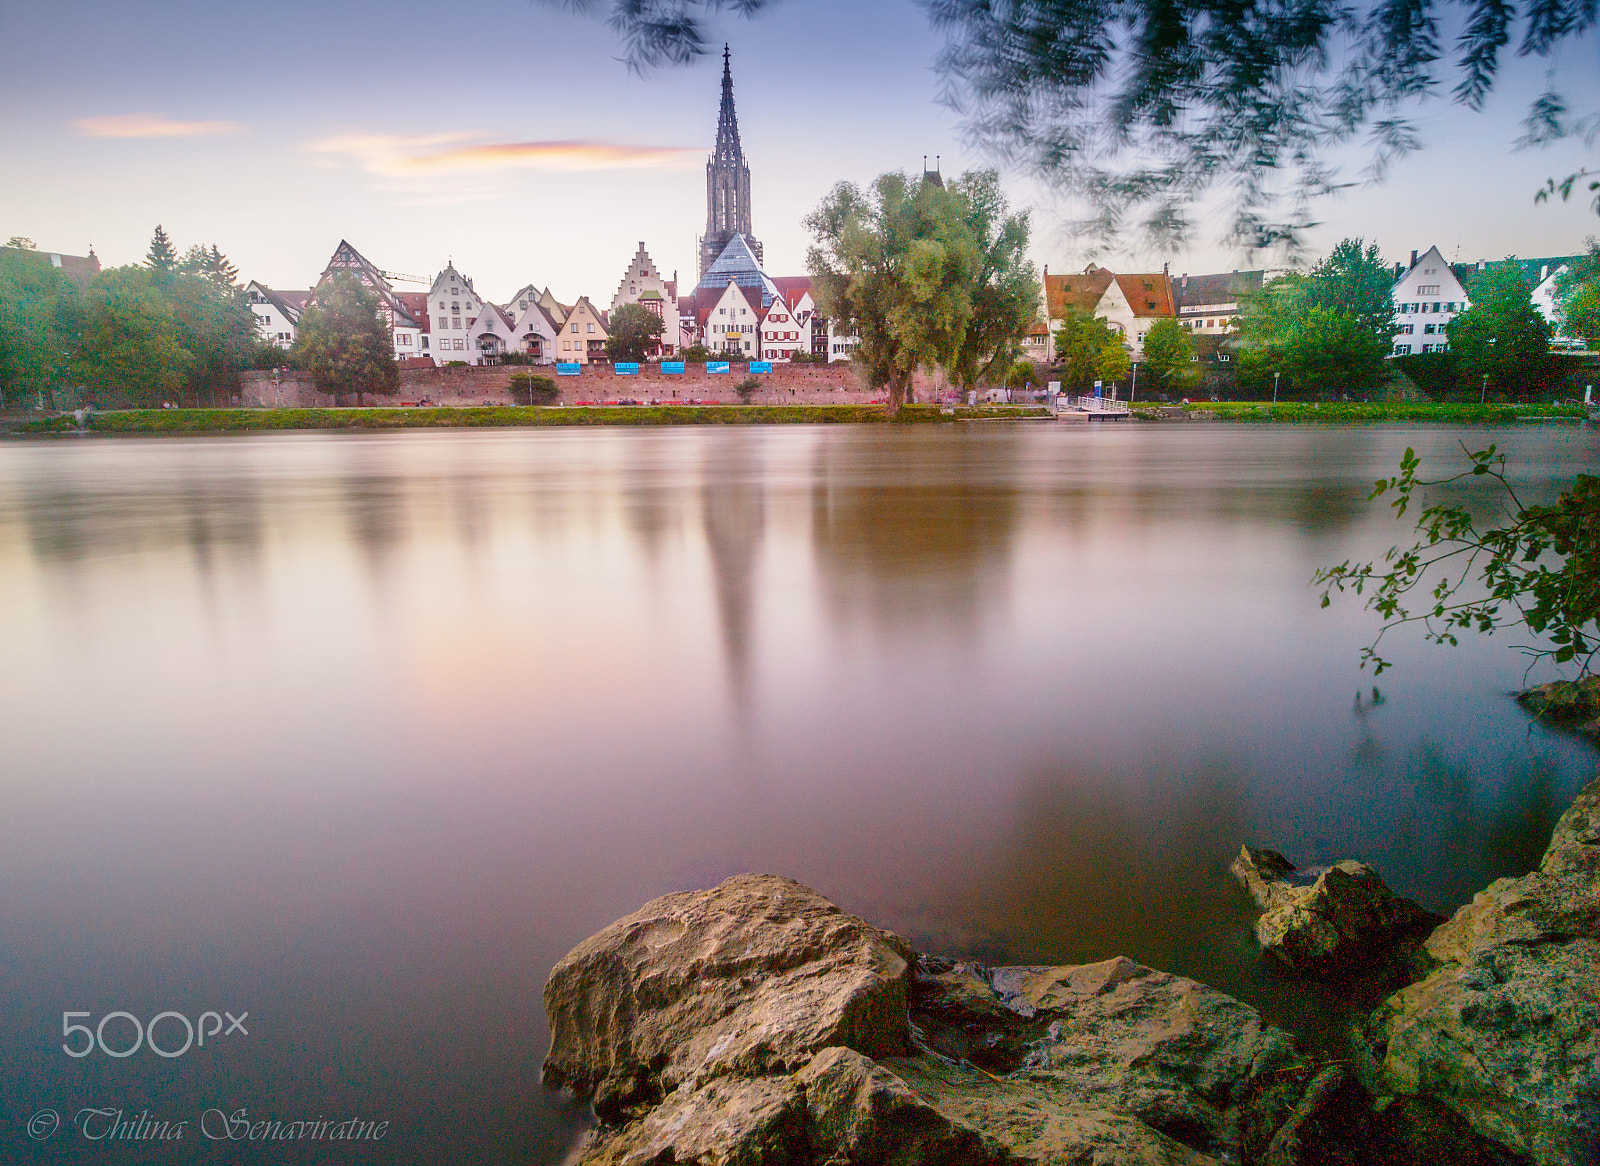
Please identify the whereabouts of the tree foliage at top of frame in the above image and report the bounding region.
[1315,444,1600,678]
[558,0,1597,252]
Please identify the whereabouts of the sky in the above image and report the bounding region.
[1,0,1597,305]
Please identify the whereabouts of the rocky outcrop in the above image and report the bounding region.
[1357,776,1600,1165]
[545,874,1371,1165]
[1518,677,1600,741]
[1231,846,1440,975]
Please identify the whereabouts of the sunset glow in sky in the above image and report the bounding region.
[3,0,1597,303]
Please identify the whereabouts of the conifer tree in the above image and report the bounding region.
[146,225,177,278]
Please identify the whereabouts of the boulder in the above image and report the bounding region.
[1231,846,1440,974]
[1358,776,1600,1165]
[545,874,1372,1165]
[1517,677,1600,741]
[542,873,914,1118]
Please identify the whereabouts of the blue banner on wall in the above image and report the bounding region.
[707,362,731,375]
[749,361,772,374]
[614,363,639,376]
[556,363,582,376]
[660,361,685,375]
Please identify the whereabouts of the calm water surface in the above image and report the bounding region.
[2,422,1596,1163]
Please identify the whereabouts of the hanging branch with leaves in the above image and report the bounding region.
[1314,444,1599,677]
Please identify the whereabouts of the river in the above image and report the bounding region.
[1,421,1595,1163]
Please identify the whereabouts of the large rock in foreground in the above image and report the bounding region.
[1231,846,1440,975]
[542,873,914,1118]
[545,874,1371,1164]
[1358,776,1600,1165]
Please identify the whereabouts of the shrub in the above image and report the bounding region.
[509,373,559,405]
[735,375,760,402]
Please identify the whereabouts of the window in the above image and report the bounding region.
[1393,344,1408,356]
[571,324,579,334]
[587,323,594,333]
[719,308,726,315]
[399,335,411,346]
[422,338,429,349]
[454,339,465,351]
[1423,323,1436,334]
[1399,324,1414,334]
[1421,343,1434,353]
[452,318,461,330]
[1418,285,1439,295]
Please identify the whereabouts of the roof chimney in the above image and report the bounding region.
[1410,250,1418,268]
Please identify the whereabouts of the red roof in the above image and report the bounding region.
[1113,272,1176,318]
[1045,267,1116,317]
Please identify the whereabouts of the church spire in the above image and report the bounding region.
[714,43,742,166]
[701,43,760,280]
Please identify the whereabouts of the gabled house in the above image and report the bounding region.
[425,262,494,364]
[467,303,519,362]
[245,281,309,348]
[508,298,560,362]
[1391,246,1471,356]
[313,240,427,361]
[1040,265,1176,359]
[759,290,808,361]
[557,297,609,364]
[703,281,762,357]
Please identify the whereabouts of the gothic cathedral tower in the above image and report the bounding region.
[700,45,761,281]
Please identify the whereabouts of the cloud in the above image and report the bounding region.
[308,133,698,176]
[72,113,247,138]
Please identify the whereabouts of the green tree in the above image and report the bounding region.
[166,270,257,405]
[1309,239,1395,336]
[807,171,979,412]
[576,1,1596,249]
[1052,307,1119,392]
[1098,336,1131,388]
[292,274,398,406]
[1316,445,1599,678]
[604,303,666,363]
[78,267,190,407]
[178,243,241,289]
[1554,238,1600,347]
[5,236,36,250]
[1449,263,1554,395]
[942,170,1039,394]
[1140,319,1199,395]
[0,248,82,408]
[146,225,177,279]
[1235,257,1392,398]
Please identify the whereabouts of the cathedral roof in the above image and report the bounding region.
[696,233,779,300]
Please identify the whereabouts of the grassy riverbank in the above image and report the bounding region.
[7,403,1052,434]
[1152,401,1590,423]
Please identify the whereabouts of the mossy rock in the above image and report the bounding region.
[1517,677,1600,738]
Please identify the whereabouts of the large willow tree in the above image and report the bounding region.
[806,169,1037,412]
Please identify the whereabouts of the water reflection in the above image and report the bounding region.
[701,437,766,717]
[810,431,1019,636]
[0,424,1594,1165]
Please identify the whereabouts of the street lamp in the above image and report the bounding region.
[1272,371,1280,404]
[1129,362,1139,404]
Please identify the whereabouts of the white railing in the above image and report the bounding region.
[1073,395,1130,413]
